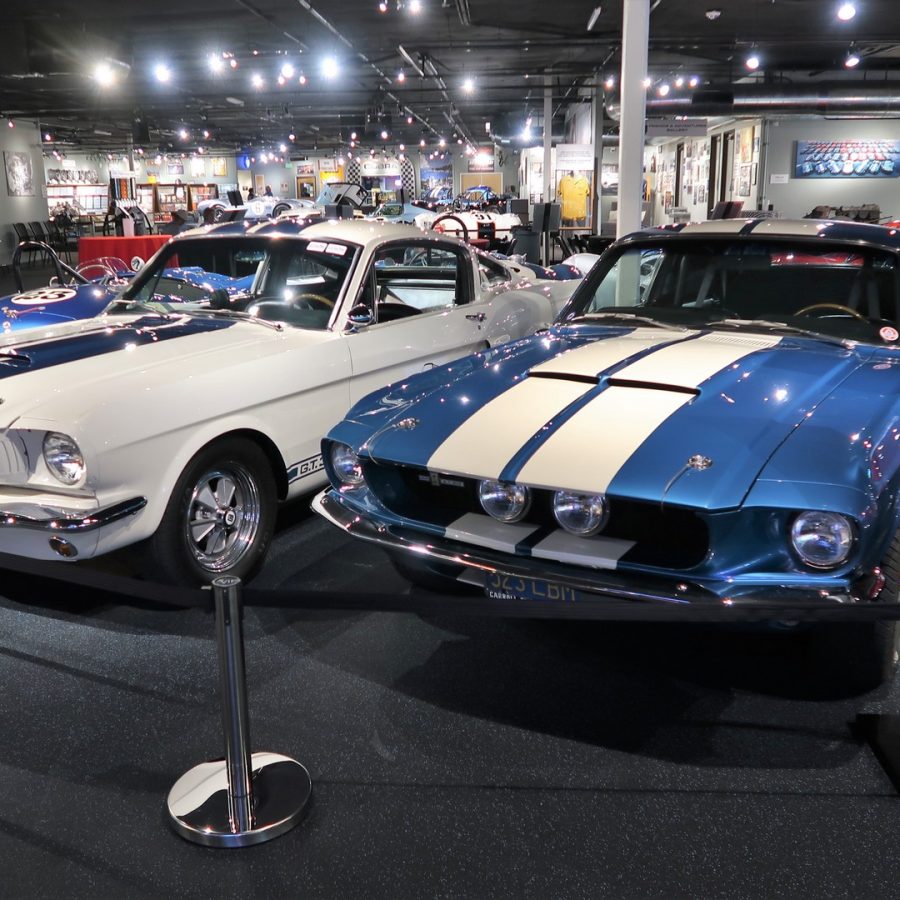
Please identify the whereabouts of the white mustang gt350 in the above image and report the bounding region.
[0,219,583,583]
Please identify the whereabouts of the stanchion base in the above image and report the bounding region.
[167,751,312,848]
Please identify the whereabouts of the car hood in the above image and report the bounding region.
[346,324,874,511]
[0,312,293,429]
[0,283,116,333]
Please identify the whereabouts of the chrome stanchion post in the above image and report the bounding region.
[167,576,312,848]
[215,576,254,833]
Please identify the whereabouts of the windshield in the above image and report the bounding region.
[373,202,404,217]
[117,236,358,330]
[561,238,900,344]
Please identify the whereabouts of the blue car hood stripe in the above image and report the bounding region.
[0,315,236,379]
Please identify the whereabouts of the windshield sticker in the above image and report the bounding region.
[307,241,328,253]
[326,243,348,256]
[11,288,78,305]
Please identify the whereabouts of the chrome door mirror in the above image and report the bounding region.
[345,304,374,331]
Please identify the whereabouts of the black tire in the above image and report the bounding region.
[212,205,228,223]
[272,202,291,217]
[143,438,278,585]
[804,530,900,695]
[389,552,475,595]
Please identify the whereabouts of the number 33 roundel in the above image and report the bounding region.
[11,288,78,306]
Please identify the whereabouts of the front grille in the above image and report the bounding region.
[362,462,709,570]
[0,434,27,482]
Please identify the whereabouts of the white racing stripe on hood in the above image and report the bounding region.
[615,332,782,388]
[517,385,692,492]
[517,332,782,493]
[427,377,590,479]
[530,327,681,379]
[427,329,679,479]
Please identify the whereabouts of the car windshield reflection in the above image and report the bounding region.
[562,238,900,345]
[114,236,358,330]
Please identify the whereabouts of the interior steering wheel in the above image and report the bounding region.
[794,302,867,321]
[292,292,335,310]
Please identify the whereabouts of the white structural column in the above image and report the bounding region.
[616,0,650,238]
[542,72,553,203]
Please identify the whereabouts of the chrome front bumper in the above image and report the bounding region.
[313,489,886,608]
[0,496,147,532]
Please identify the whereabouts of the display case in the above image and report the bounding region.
[136,184,157,217]
[46,183,109,214]
[188,183,218,210]
[156,183,188,214]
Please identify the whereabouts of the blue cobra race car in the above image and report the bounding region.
[2,238,260,334]
[314,218,900,691]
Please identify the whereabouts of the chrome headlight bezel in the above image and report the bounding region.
[42,431,86,486]
[330,442,364,488]
[478,480,531,523]
[790,510,854,569]
[552,490,610,537]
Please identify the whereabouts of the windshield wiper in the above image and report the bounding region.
[709,318,853,349]
[571,312,687,332]
[199,308,285,330]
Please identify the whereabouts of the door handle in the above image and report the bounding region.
[466,312,486,322]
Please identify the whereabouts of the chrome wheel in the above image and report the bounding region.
[184,465,261,573]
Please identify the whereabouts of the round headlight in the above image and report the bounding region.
[330,442,364,487]
[42,432,85,485]
[478,480,531,523]
[790,511,853,569]
[553,490,609,536]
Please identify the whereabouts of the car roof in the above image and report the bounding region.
[173,217,455,249]
[629,218,900,250]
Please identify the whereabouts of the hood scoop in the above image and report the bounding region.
[528,371,699,396]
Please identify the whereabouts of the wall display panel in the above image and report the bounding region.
[5,151,34,196]
[794,140,900,178]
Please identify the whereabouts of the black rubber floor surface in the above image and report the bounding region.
[1,505,900,899]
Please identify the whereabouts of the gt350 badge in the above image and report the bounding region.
[11,288,78,305]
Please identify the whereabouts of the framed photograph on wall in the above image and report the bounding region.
[738,164,752,197]
[212,157,227,177]
[752,163,758,186]
[4,151,34,196]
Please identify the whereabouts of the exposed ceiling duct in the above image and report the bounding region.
[629,82,900,119]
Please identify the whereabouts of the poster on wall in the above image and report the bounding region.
[212,157,227,177]
[190,157,206,178]
[296,162,316,176]
[419,154,452,192]
[794,140,900,178]
[168,160,184,176]
[600,164,618,194]
[739,127,754,164]
[4,151,34,196]
[738,164,752,197]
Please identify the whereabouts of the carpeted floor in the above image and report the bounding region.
[1,506,899,899]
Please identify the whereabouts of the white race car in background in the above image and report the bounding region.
[0,220,587,584]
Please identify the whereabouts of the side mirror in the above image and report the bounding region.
[209,288,231,309]
[130,256,145,272]
[345,304,374,331]
[48,276,60,287]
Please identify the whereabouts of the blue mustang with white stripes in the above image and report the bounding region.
[315,219,900,690]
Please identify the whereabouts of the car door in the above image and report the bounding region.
[343,237,490,404]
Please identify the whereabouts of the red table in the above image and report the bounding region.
[78,235,172,267]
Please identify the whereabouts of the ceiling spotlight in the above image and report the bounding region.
[439,137,446,147]
[93,61,116,87]
[379,1,388,10]
[658,83,670,96]
[380,129,389,140]
[705,8,722,20]
[251,72,264,88]
[845,50,861,67]
[281,62,295,79]
[674,76,684,88]
[209,53,225,74]
[277,75,285,86]
[689,75,700,87]
[43,132,52,141]
[197,146,205,154]
[279,142,287,152]
[154,62,172,83]
[409,0,422,12]
[604,75,615,89]
[406,115,414,124]
[586,5,602,31]
[289,131,296,141]
[420,138,426,147]
[837,2,856,20]
[745,53,761,70]
[203,129,211,139]
[321,56,339,79]
[462,77,475,93]
[230,58,239,69]
[397,70,406,83]
[178,128,189,140]
[399,143,405,151]
[298,74,307,85]
[642,77,652,88]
